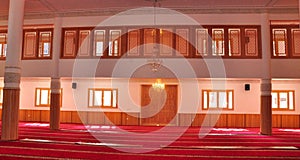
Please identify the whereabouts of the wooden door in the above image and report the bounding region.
[141,85,177,126]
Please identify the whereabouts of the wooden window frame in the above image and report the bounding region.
[88,88,118,108]
[22,28,53,60]
[35,88,62,107]
[271,90,295,111]
[202,90,234,110]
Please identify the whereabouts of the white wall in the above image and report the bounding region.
[15,78,300,115]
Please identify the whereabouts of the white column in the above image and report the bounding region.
[1,0,25,140]
[260,13,272,135]
[50,17,62,130]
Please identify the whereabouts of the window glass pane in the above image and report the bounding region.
[23,32,37,58]
[228,29,241,56]
[209,91,217,108]
[0,44,2,57]
[212,29,224,56]
[289,91,294,110]
[176,29,188,56]
[88,89,94,107]
[272,29,287,57]
[271,92,278,109]
[127,29,140,56]
[63,30,77,57]
[228,91,233,109]
[38,31,51,57]
[112,90,117,108]
[245,28,258,56]
[196,29,208,56]
[103,90,112,106]
[94,30,105,56]
[279,92,288,109]
[36,89,40,105]
[203,91,208,109]
[292,29,300,56]
[218,91,227,108]
[0,33,7,57]
[160,29,173,56]
[3,44,7,57]
[109,30,121,56]
[78,30,90,57]
[0,88,3,104]
[40,89,49,105]
[94,90,102,106]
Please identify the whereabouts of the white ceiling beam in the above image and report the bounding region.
[265,0,279,7]
[39,0,58,13]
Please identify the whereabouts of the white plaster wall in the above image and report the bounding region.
[15,78,300,115]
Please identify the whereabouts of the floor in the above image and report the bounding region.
[0,122,299,159]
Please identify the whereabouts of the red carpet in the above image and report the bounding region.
[0,122,299,159]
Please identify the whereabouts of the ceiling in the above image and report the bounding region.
[0,0,299,19]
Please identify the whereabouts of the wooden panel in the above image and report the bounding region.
[104,112,122,125]
[87,112,105,125]
[179,113,193,126]
[25,110,41,122]
[141,85,178,126]
[71,111,86,124]
[213,114,227,127]
[191,114,205,127]
[272,115,282,128]
[0,109,2,120]
[40,110,50,122]
[60,111,72,123]
[19,110,26,121]
[227,114,245,128]
[282,115,300,128]
[121,112,139,126]
[245,114,260,127]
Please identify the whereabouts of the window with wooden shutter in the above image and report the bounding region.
[108,30,121,57]
[175,29,189,56]
[23,31,37,58]
[272,28,288,57]
[63,30,77,58]
[127,29,140,56]
[196,28,208,56]
[78,30,91,57]
[228,28,241,57]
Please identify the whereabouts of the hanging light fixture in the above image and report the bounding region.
[152,79,165,91]
[146,0,163,72]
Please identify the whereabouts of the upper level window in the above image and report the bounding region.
[61,25,261,59]
[88,88,118,108]
[202,90,234,110]
[212,28,225,56]
[108,30,121,57]
[196,26,261,58]
[0,32,7,60]
[272,90,294,111]
[228,28,241,56]
[196,28,208,56]
[272,29,288,57]
[94,30,106,57]
[271,25,300,58]
[175,28,189,56]
[23,29,53,59]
